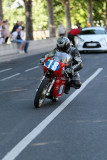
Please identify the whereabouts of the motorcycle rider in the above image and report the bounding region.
[40,37,83,94]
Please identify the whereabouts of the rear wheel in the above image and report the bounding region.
[34,77,50,108]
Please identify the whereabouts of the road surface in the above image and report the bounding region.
[0,52,107,160]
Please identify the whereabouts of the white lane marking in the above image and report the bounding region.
[0,73,21,81]
[0,68,12,73]
[2,68,103,160]
[25,66,39,72]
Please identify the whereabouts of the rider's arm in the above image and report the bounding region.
[40,48,56,64]
[71,48,83,72]
[40,54,48,64]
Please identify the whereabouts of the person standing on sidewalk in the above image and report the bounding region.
[58,21,66,37]
[2,20,10,43]
[0,19,4,44]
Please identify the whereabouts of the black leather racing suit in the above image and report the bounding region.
[67,46,83,89]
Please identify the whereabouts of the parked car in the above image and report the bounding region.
[75,27,107,52]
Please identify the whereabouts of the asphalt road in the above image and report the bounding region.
[0,52,107,160]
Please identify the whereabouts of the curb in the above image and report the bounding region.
[0,38,57,63]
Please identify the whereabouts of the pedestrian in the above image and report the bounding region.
[68,23,82,46]
[77,22,82,31]
[87,22,91,28]
[11,21,23,33]
[11,26,26,54]
[20,26,29,53]
[2,20,10,43]
[0,18,4,44]
[58,21,66,37]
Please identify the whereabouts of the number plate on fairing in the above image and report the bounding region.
[45,59,60,71]
[58,85,64,95]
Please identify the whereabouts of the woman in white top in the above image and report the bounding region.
[11,26,29,53]
[2,20,10,43]
[11,26,26,54]
[0,19,4,44]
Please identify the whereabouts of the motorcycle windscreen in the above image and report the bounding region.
[54,51,72,64]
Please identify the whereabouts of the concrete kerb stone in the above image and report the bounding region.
[0,38,57,57]
[0,43,18,56]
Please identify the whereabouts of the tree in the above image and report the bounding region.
[23,0,33,40]
[47,0,56,37]
[106,0,107,28]
[87,0,93,26]
[53,0,65,27]
[0,0,3,19]
[60,0,71,32]
[2,0,106,37]
[92,0,105,26]
[32,1,48,30]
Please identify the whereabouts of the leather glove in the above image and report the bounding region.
[40,58,45,65]
[40,54,48,65]
[66,68,74,76]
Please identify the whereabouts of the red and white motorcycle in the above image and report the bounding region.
[34,51,72,108]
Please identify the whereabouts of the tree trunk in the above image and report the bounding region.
[64,0,71,33]
[24,0,33,40]
[47,0,56,37]
[106,0,107,29]
[0,0,3,19]
[60,0,71,33]
[87,0,93,26]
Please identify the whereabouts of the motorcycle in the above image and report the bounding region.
[34,51,72,108]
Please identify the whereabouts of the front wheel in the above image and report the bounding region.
[52,97,59,102]
[34,77,50,108]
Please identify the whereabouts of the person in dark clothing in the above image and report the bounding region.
[40,37,83,94]
[11,21,22,33]
[68,22,82,46]
[77,22,82,31]
[68,28,80,46]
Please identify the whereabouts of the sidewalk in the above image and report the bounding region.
[0,38,57,63]
[0,49,50,63]
[0,50,37,63]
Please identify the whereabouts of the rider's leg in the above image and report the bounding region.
[70,72,82,89]
[64,72,82,94]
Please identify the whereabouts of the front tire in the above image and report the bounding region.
[34,77,50,108]
[52,97,59,102]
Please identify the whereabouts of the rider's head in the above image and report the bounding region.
[56,37,70,52]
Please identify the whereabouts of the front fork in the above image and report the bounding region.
[36,75,45,92]
[46,78,56,96]
[37,74,55,96]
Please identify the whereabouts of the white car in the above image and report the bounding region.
[75,27,107,52]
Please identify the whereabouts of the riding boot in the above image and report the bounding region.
[64,82,70,94]
[70,72,82,89]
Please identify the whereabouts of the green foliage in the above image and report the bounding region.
[3,0,25,30]
[93,0,105,26]
[69,0,88,28]
[53,0,65,27]
[2,0,107,31]
[32,0,48,30]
